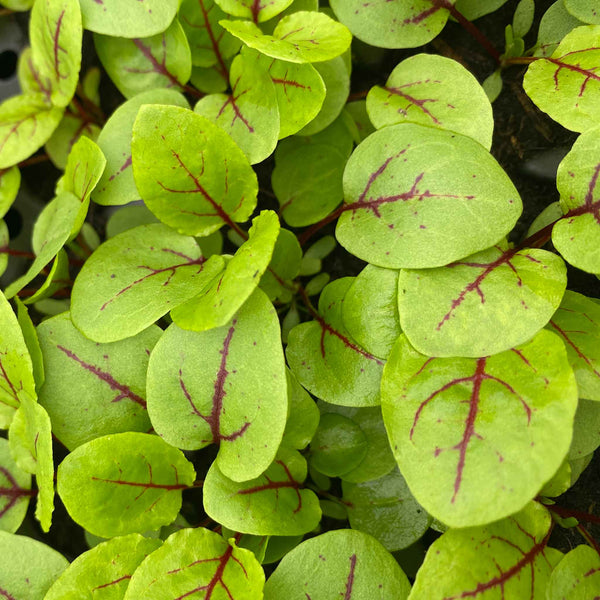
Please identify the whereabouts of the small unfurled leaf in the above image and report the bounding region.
[132,104,257,236]
[565,0,600,24]
[409,502,558,599]
[524,25,600,132]
[38,312,160,450]
[221,11,352,64]
[95,19,192,100]
[171,210,279,332]
[281,369,319,450]
[264,529,411,599]
[204,447,321,535]
[79,0,179,38]
[93,89,189,207]
[148,289,287,482]
[343,468,430,551]
[367,54,494,149]
[547,544,600,599]
[57,432,196,538]
[216,0,293,21]
[0,166,20,219]
[124,528,264,600]
[381,331,578,528]
[14,299,44,391]
[286,278,385,407]
[335,123,522,269]
[70,223,224,343]
[330,0,451,49]
[0,438,32,534]
[45,534,162,600]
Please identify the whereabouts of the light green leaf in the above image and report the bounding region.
[0,532,68,599]
[345,100,376,142]
[535,0,584,57]
[524,25,600,132]
[21,249,69,306]
[330,0,451,49]
[565,0,600,24]
[70,223,224,343]
[569,398,600,459]
[0,220,7,277]
[14,298,44,392]
[513,0,535,37]
[539,459,572,497]
[57,432,196,538]
[281,369,319,450]
[38,312,160,450]
[124,528,264,600]
[216,0,293,21]
[45,113,101,171]
[204,447,321,535]
[259,228,301,301]
[0,0,33,9]
[0,438,32,533]
[171,210,279,332]
[547,544,600,599]
[264,529,411,600]
[105,205,159,238]
[335,123,522,269]
[0,94,63,170]
[286,278,385,407]
[132,104,257,236]
[366,54,494,150]
[79,0,179,38]
[409,502,557,599]
[0,166,20,219]
[95,19,192,100]
[381,331,577,527]
[221,11,352,64]
[45,534,162,600]
[455,0,510,19]
[483,69,503,102]
[343,468,430,551]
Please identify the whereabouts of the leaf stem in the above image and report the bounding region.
[298,205,345,247]
[549,504,600,525]
[0,8,15,17]
[576,522,600,556]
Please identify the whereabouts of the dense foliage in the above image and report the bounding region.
[0,0,599,597]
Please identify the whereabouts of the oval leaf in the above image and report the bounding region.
[0,438,32,534]
[547,544,600,599]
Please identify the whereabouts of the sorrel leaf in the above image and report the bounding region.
[147,288,287,482]
[569,398,600,459]
[381,331,578,527]
[45,113,101,171]
[454,0,509,20]
[216,0,293,22]
[0,438,32,534]
[132,104,258,236]
[366,53,494,150]
[534,0,584,58]
[57,432,196,538]
[14,298,44,391]
[399,243,567,357]
[0,220,7,277]
[94,20,192,100]
[286,278,385,407]
[546,544,600,599]
[409,502,558,599]
[0,166,20,218]
[330,0,451,49]
[93,89,189,207]
[259,228,302,301]
[79,0,179,38]
[123,528,264,600]
[281,369,319,451]
[170,210,279,332]
[342,468,430,551]
[203,447,321,535]
[37,312,160,450]
[335,123,522,269]
[220,11,352,64]
[263,529,411,599]
[45,534,162,600]
[565,0,600,24]
[70,223,224,343]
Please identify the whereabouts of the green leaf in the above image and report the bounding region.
[216,0,293,21]
[342,264,400,360]
[14,298,44,392]
[565,0,600,24]
[0,94,63,170]
[0,438,32,534]
[483,69,503,102]
[95,19,192,100]
[409,502,557,599]
[190,63,230,93]
[45,113,101,171]
[105,205,159,238]
[536,1,584,57]
[366,54,494,150]
[0,0,33,9]
[259,228,301,301]
[553,127,600,274]
[513,0,535,37]
[539,459,572,497]
[195,48,280,164]
[454,0,510,20]
[281,369,319,450]
[180,0,241,70]
[221,11,352,64]
[0,166,20,219]
[335,123,522,269]
[79,0,179,38]
[345,100,376,142]
[57,432,196,538]
[70,223,224,343]
[569,398,600,459]
[171,210,279,332]
[399,243,567,357]
[45,534,162,600]
[286,278,385,407]
[330,0,451,49]
[547,544,600,598]
[37,312,160,450]
[9,393,55,531]
[29,0,82,108]
[524,25,600,132]
[343,468,430,552]
[0,220,7,277]
[124,528,264,599]
[148,288,287,481]
[0,290,36,429]
[204,447,321,535]
[21,249,70,306]
[132,104,257,236]
[264,529,411,599]
[0,532,68,599]
[381,331,577,527]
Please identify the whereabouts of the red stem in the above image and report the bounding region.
[550,504,600,525]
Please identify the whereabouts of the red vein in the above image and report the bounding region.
[196,0,229,79]
[384,82,440,125]
[0,466,35,519]
[343,554,357,600]
[549,320,600,379]
[92,575,132,591]
[52,10,66,79]
[131,36,182,89]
